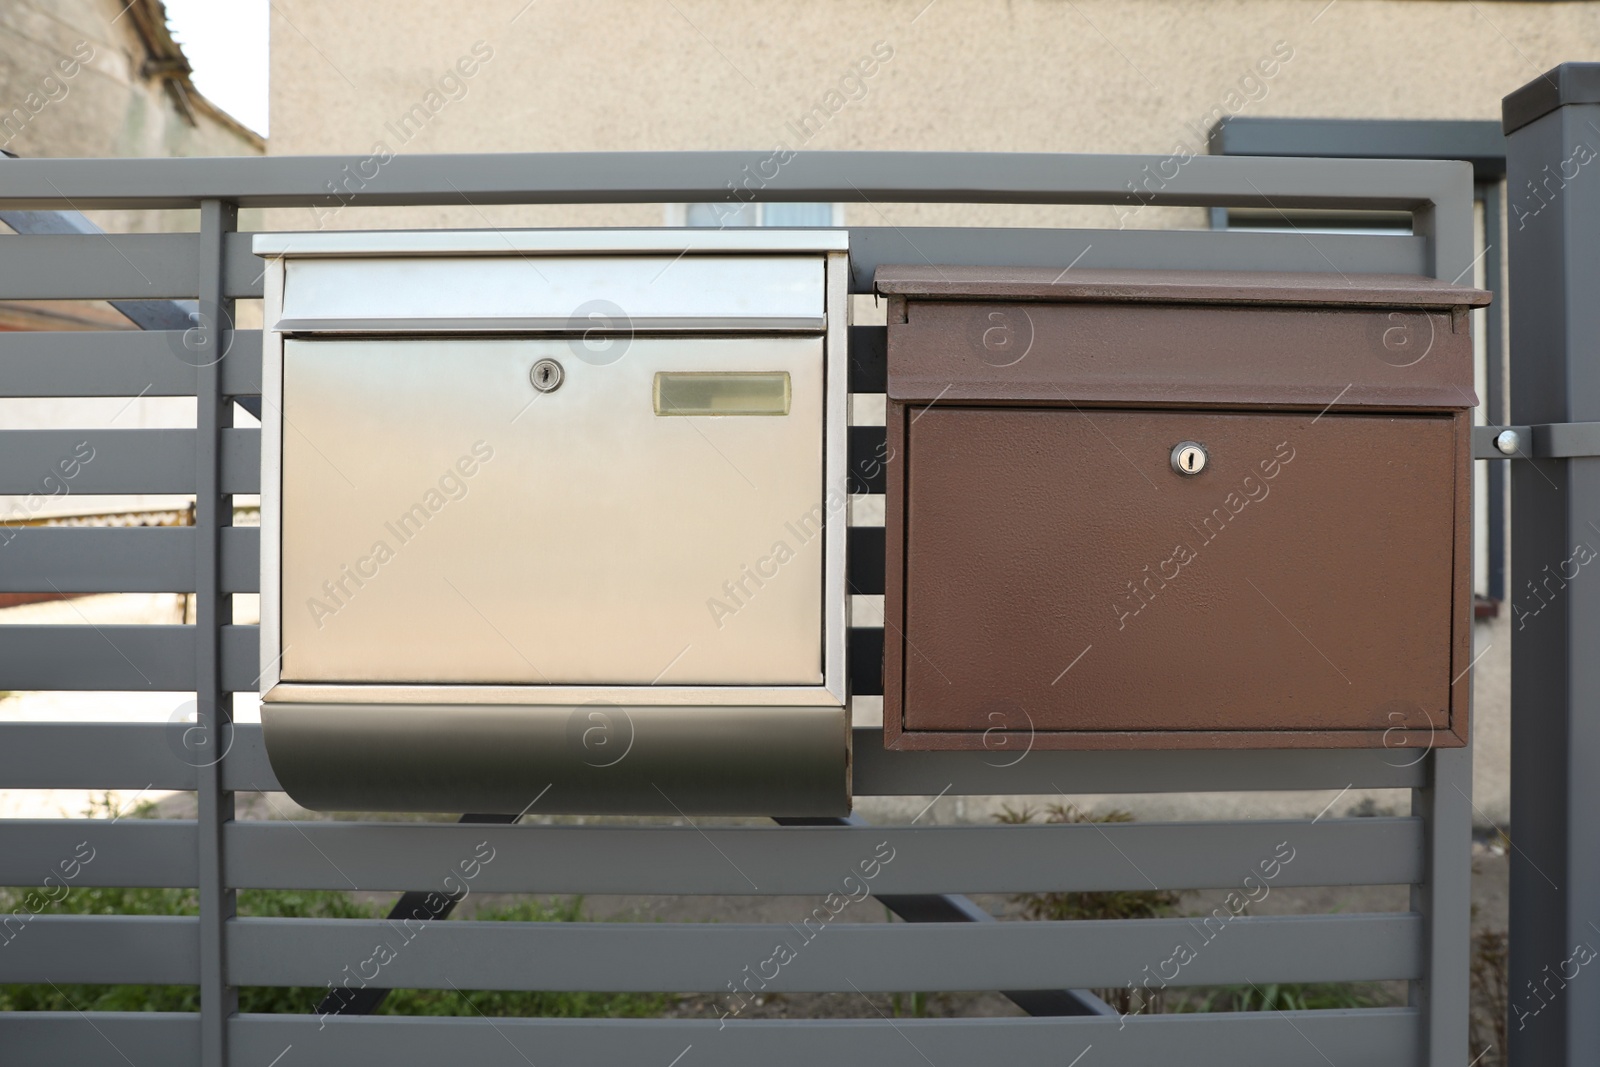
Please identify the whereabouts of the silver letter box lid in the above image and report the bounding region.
[252,228,849,257]
[254,229,845,332]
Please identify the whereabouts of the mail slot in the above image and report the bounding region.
[877,266,1490,751]
[253,231,851,814]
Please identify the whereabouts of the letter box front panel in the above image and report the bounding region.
[899,407,1457,736]
[280,335,824,687]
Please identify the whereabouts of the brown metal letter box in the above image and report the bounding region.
[877,266,1490,751]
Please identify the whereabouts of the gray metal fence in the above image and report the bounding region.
[0,150,1476,1066]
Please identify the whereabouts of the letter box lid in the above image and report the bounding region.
[876,266,1489,411]
[874,266,1490,309]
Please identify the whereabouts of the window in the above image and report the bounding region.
[668,202,842,228]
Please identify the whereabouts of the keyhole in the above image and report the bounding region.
[1170,441,1207,476]
[530,358,564,393]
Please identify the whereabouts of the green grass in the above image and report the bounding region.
[0,885,666,1017]
[1169,982,1388,1013]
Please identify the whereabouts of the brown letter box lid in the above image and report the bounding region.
[878,266,1489,411]
[876,266,1489,752]
[875,265,1490,308]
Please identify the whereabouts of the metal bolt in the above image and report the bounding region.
[1171,441,1207,476]
[530,358,564,393]
[1495,429,1520,456]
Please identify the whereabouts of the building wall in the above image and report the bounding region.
[0,1,264,539]
[268,0,1600,233]
[0,0,260,166]
[266,0,1578,825]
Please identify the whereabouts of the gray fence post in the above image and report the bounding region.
[196,199,239,1067]
[1503,63,1600,1067]
[1413,177,1479,1067]
[1414,749,1474,1066]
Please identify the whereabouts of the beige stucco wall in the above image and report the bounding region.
[266,0,1581,825]
[269,0,1600,235]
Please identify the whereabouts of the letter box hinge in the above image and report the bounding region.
[1474,423,1600,460]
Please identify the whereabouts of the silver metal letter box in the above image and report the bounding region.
[253,230,851,815]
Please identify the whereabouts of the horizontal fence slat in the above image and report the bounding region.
[0,624,257,691]
[222,623,260,690]
[0,329,262,397]
[227,329,265,395]
[222,427,259,493]
[0,527,194,592]
[0,723,201,790]
[0,625,194,690]
[225,818,1420,895]
[224,723,275,791]
[230,912,1420,992]
[0,151,1457,211]
[218,723,1427,795]
[846,226,1427,293]
[224,228,1426,301]
[0,428,258,494]
[223,231,265,299]
[222,525,260,593]
[0,429,188,495]
[0,1014,198,1067]
[0,234,197,299]
[222,1009,1419,1067]
[0,820,197,888]
[0,915,198,984]
[0,1009,1422,1067]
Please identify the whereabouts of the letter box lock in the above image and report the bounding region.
[876,264,1490,753]
[1170,441,1207,476]
[530,358,564,392]
[252,229,852,816]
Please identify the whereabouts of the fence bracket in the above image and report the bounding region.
[1472,422,1600,459]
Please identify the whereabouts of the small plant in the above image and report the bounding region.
[997,805,1181,923]
[82,791,160,821]
[889,991,927,1018]
[1171,982,1384,1013]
